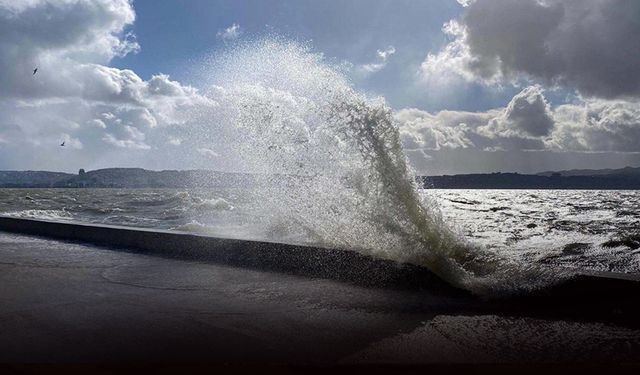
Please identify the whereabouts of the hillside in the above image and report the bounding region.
[3,167,640,189]
[536,166,640,177]
[0,168,253,188]
[0,171,74,188]
[422,172,640,189]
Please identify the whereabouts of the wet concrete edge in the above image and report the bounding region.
[1,215,640,326]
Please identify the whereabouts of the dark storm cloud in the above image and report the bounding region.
[411,0,640,173]
[430,0,640,99]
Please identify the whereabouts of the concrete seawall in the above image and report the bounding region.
[2,215,640,309]
[0,216,457,293]
[4,228,640,365]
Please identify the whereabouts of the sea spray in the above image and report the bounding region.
[190,38,566,295]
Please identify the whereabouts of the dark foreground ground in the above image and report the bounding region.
[1,232,640,373]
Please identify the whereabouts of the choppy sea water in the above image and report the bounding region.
[430,189,640,275]
[1,188,639,278]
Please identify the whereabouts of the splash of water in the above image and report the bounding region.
[191,38,565,295]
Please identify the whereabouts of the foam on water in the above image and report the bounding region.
[192,197,234,211]
[5,209,72,221]
[188,39,565,295]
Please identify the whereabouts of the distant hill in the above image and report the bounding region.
[0,168,253,188]
[536,166,640,177]
[0,171,74,188]
[422,171,640,189]
[3,167,640,189]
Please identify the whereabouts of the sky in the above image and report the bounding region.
[1,0,640,175]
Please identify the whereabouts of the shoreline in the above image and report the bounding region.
[0,216,457,293]
[1,228,640,365]
[2,219,640,365]
[1,216,640,320]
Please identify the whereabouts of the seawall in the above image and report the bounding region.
[0,216,457,293]
[1,215,640,325]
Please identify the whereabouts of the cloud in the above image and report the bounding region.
[217,23,241,43]
[420,20,502,87]
[424,0,640,99]
[0,0,139,99]
[396,86,551,154]
[412,0,640,173]
[167,137,182,146]
[358,45,396,75]
[377,46,396,61]
[197,147,219,158]
[103,125,150,150]
[455,0,474,6]
[396,108,479,151]
[479,85,554,138]
[550,99,640,152]
[396,86,640,162]
[0,0,214,170]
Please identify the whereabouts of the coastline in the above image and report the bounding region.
[1,216,640,319]
[1,226,640,365]
[6,167,640,189]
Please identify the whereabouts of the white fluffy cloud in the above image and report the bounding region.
[423,0,640,99]
[103,125,149,150]
[396,86,640,162]
[217,23,241,43]
[397,86,550,154]
[0,0,213,170]
[0,0,138,99]
[397,108,480,151]
[420,20,502,87]
[550,99,640,152]
[479,85,554,138]
[197,147,219,158]
[455,0,474,7]
[358,45,396,75]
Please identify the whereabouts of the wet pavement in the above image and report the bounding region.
[1,232,640,365]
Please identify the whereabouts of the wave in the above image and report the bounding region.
[192,197,234,211]
[172,220,217,235]
[187,38,566,295]
[4,209,73,221]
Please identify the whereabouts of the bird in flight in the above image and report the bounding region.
[33,68,38,75]
[60,141,65,147]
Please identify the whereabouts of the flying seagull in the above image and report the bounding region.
[60,141,65,147]
[33,68,38,75]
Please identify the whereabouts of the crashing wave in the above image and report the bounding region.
[5,209,73,221]
[185,38,567,295]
